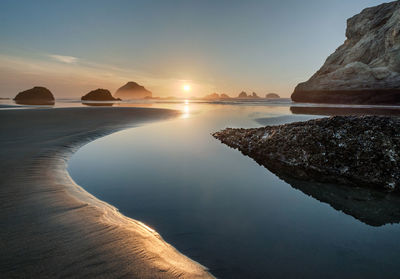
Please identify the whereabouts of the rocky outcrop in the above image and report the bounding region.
[213,116,400,191]
[203,93,220,100]
[292,1,400,105]
[115,81,152,99]
[238,91,248,98]
[14,86,55,105]
[236,91,261,99]
[81,89,120,101]
[265,93,280,99]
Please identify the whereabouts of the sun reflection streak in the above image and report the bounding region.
[182,101,190,119]
[140,222,156,233]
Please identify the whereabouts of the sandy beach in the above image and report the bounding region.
[0,107,213,278]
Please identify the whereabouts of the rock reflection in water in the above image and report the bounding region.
[272,170,400,227]
[82,102,115,107]
[14,100,55,106]
[291,106,400,116]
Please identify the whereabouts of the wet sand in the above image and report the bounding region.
[0,107,213,278]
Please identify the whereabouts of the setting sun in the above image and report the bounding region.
[183,84,191,92]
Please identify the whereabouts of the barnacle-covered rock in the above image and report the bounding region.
[213,116,400,191]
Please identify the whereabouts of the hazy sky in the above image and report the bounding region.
[0,0,388,98]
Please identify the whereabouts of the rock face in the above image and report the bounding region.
[115,81,152,99]
[213,116,400,191]
[81,89,120,101]
[14,87,55,105]
[292,1,400,105]
[265,93,280,99]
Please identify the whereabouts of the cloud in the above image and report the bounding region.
[49,54,78,64]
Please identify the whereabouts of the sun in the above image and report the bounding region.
[183,84,191,92]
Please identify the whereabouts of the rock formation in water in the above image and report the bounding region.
[213,116,400,191]
[265,93,280,99]
[203,93,220,100]
[203,93,232,100]
[14,86,55,105]
[292,1,400,105]
[251,92,260,98]
[238,91,248,98]
[115,81,152,99]
[81,89,120,101]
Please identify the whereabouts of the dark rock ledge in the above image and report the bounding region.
[213,116,399,191]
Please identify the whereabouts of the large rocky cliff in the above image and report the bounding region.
[292,1,400,104]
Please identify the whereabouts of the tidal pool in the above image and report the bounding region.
[68,103,400,279]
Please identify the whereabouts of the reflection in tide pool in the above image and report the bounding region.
[68,103,400,279]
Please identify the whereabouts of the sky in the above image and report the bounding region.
[0,0,389,98]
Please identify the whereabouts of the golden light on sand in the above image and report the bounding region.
[183,84,191,92]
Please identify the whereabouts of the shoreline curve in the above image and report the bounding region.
[0,107,213,278]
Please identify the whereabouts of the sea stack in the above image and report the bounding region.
[81,89,120,101]
[115,81,152,99]
[265,93,280,99]
[238,91,248,98]
[14,86,55,105]
[203,93,220,100]
[292,1,400,105]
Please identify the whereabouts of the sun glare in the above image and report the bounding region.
[183,84,191,92]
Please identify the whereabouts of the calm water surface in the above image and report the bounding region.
[68,103,400,279]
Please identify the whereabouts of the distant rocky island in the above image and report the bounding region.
[237,91,260,99]
[14,86,55,105]
[265,93,280,99]
[292,1,400,105]
[202,91,280,100]
[81,89,121,101]
[203,93,231,100]
[213,116,399,191]
[115,81,152,99]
